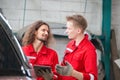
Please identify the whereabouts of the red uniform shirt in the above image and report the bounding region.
[61,35,98,80]
[22,44,59,80]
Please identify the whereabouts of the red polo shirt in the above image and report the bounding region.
[22,44,59,80]
[61,35,98,80]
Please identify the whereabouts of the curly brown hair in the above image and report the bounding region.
[22,20,55,47]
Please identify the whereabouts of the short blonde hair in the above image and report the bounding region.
[66,14,87,32]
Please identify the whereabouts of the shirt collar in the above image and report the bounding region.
[28,44,48,54]
[65,34,89,54]
[77,34,89,48]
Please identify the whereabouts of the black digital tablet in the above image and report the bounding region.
[33,65,52,77]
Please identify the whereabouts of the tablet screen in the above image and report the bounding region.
[33,65,51,77]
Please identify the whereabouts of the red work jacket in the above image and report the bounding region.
[61,35,98,80]
[22,44,59,80]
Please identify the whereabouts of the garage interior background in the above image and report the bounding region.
[0,0,120,80]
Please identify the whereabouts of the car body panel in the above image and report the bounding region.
[0,13,36,80]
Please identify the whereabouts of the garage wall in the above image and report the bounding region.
[0,0,102,35]
[112,0,120,57]
[0,0,120,56]
[51,37,69,62]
